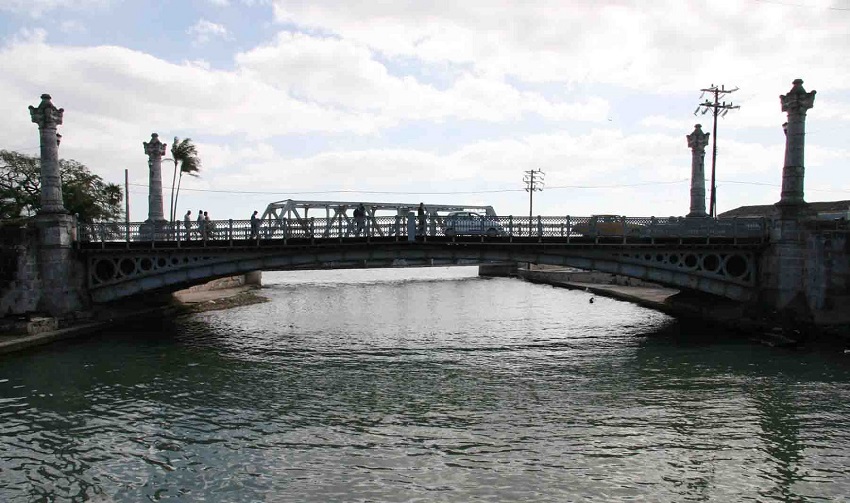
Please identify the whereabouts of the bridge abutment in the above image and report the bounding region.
[34,214,87,315]
[757,79,823,326]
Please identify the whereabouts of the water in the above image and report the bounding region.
[2,267,850,502]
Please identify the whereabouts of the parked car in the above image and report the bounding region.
[444,211,506,237]
[572,215,642,237]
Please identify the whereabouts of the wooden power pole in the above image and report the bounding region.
[696,84,739,218]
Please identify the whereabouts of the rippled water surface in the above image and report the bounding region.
[2,267,850,502]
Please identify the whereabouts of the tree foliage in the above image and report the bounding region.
[0,150,123,223]
[169,137,201,222]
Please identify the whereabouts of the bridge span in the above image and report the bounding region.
[77,210,768,304]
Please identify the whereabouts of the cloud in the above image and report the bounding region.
[186,19,232,45]
[235,32,609,123]
[269,0,850,93]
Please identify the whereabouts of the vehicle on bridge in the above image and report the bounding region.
[444,211,506,237]
[571,215,643,237]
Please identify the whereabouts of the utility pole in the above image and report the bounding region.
[523,168,545,235]
[695,84,739,218]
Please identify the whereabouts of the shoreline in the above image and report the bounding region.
[518,268,850,348]
[0,286,268,355]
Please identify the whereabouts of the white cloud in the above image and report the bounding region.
[235,32,609,123]
[270,0,850,93]
[186,19,232,45]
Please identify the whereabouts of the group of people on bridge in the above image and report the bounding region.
[181,209,262,241]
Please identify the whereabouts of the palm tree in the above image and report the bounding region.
[169,137,201,223]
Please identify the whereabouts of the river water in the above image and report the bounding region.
[1,267,850,502]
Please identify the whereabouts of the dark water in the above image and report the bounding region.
[2,267,850,502]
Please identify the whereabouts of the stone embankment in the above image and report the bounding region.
[0,273,265,354]
[518,268,680,314]
[518,267,848,347]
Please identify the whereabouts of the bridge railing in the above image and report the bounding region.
[77,215,769,244]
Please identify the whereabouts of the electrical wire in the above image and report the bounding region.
[124,179,691,196]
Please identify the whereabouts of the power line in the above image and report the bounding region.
[124,178,689,195]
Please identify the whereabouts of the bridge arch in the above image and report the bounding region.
[83,241,760,304]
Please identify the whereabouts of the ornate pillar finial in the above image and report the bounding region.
[686,124,710,218]
[777,79,816,213]
[29,94,67,214]
[143,133,168,223]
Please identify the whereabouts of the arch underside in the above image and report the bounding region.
[84,243,759,303]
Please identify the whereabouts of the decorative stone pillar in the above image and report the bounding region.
[686,124,710,218]
[777,79,816,213]
[28,94,66,214]
[143,133,168,223]
[28,94,86,316]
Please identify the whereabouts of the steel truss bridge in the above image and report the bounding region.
[77,200,769,305]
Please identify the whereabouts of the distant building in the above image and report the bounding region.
[719,200,850,220]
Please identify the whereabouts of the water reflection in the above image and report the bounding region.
[1,267,849,502]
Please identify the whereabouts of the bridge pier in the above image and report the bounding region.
[759,79,817,322]
[478,263,517,277]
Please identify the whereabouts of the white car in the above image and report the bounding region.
[444,211,506,237]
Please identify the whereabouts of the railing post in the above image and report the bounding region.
[407,212,416,242]
[537,216,542,240]
[566,215,571,244]
[310,217,315,244]
[283,218,288,244]
[508,216,513,240]
[339,214,343,242]
[228,219,233,246]
[622,216,628,244]
[733,217,739,245]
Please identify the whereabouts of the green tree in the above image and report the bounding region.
[169,137,201,222]
[0,149,122,223]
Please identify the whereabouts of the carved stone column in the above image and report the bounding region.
[28,94,86,315]
[29,94,66,214]
[686,124,710,218]
[777,79,816,214]
[143,133,168,223]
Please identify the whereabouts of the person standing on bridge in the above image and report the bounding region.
[418,202,427,236]
[354,203,366,236]
[250,210,260,239]
[184,210,192,241]
[204,211,212,239]
[197,210,205,240]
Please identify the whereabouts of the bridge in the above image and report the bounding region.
[7,80,850,330]
[75,202,768,304]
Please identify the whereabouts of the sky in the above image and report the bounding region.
[1,0,849,222]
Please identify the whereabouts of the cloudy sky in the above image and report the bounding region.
[1,0,849,222]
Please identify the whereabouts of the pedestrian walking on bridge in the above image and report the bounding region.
[197,210,205,240]
[417,202,427,236]
[184,210,192,241]
[354,203,366,236]
[250,210,260,239]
